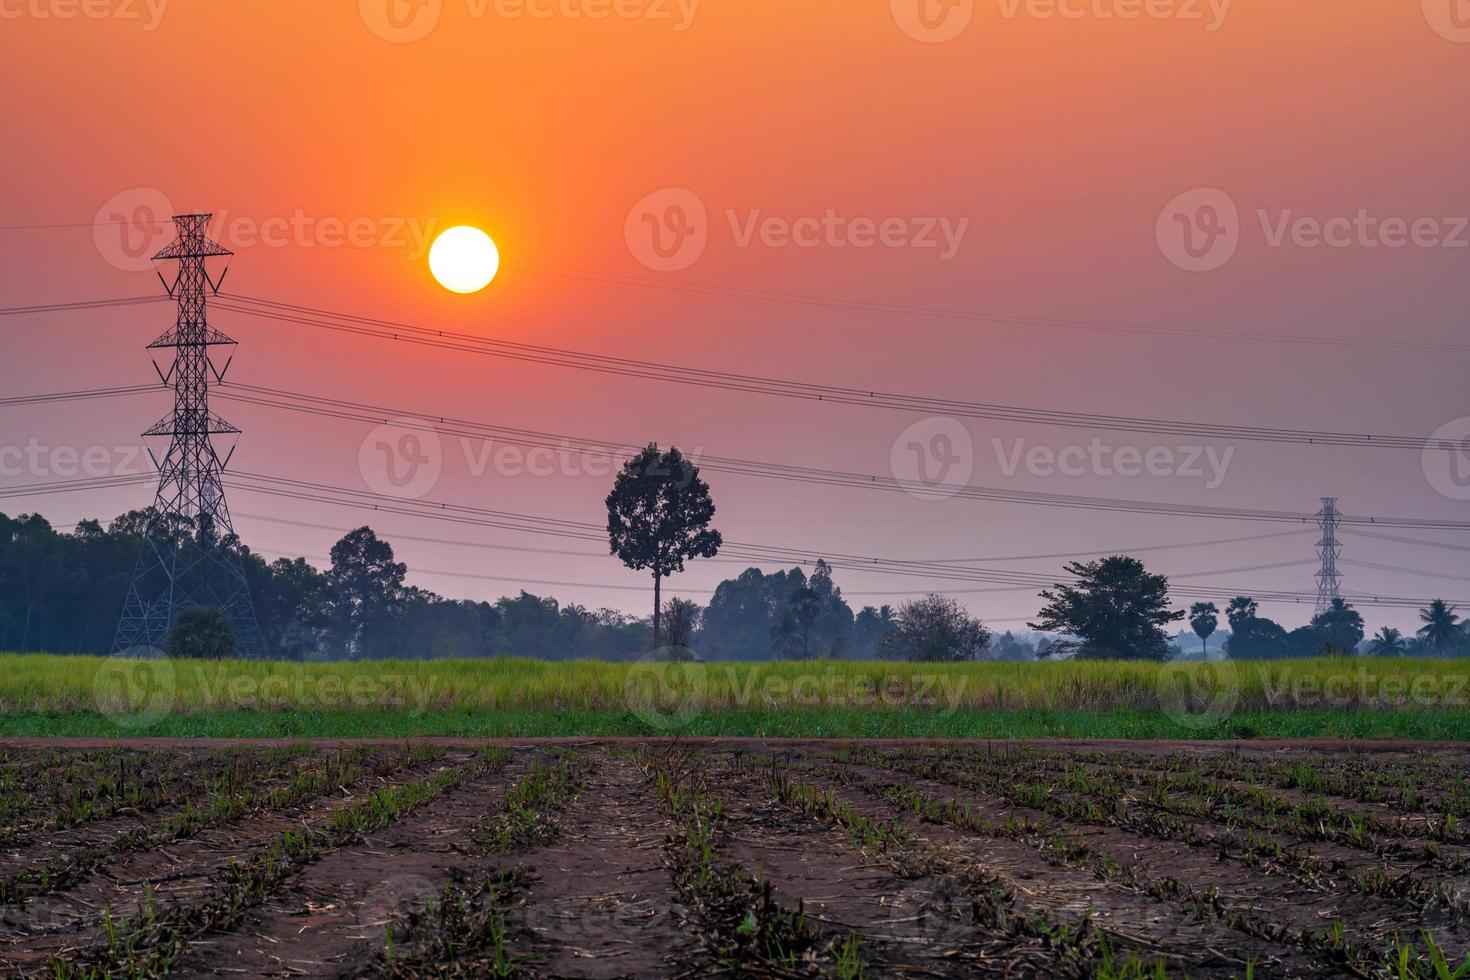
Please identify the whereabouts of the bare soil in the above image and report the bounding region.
[1,739,1468,979]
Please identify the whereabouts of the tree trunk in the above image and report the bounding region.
[1201,636,1207,659]
[652,569,662,650]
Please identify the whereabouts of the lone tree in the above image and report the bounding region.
[1030,556,1183,660]
[606,444,722,650]
[1188,602,1219,659]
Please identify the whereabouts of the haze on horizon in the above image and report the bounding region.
[3,1,1469,637]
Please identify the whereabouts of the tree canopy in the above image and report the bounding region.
[605,444,722,649]
[1030,556,1183,660]
[877,594,991,662]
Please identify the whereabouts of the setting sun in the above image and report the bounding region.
[428,225,499,294]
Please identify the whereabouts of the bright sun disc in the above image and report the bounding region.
[429,226,499,294]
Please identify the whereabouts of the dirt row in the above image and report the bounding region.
[1,742,1467,978]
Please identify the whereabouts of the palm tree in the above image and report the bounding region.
[1368,626,1407,657]
[1188,602,1219,659]
[1417,600,1462,656]
[1226,596,1258,630]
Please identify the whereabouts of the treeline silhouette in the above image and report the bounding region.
[0,509,948,660]
[2,509,1464,661]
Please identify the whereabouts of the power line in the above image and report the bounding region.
[236,546,1046,615]
[9,471,1446,607]
[1,209,1461,352]
[219,469,1461,608]
[1343,559,1470,585]
[0,219,170,231]
[232,509,1308,567]
[3,376,1449,528]
[233,512,1311,581]
[0,383,162,407]
[5,374,1454,531]
[0,296,165,317]
[0,473,154,500]
[212,381,1470,531]
[214,294,1448,451]
[1352,530,1470,555]
[511,261,1470,355]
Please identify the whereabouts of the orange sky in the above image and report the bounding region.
[3,1,1469,630]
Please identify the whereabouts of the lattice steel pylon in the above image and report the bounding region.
[113,213,260,655]
[1314,497,1343,617]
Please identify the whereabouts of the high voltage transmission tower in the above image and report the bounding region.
[1314,497,1343,616]
[114,213,260,655]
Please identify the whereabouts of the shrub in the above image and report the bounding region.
[165,606,238,659]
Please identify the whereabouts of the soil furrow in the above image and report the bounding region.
[163,756,524,978]
[0,747,457,973]
[505,752,708,979]
[799,757,1330,979]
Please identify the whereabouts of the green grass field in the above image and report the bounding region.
[4,652,1470,739]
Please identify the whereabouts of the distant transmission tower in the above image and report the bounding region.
[114,213,259,655]
[1314,497,1343,616]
